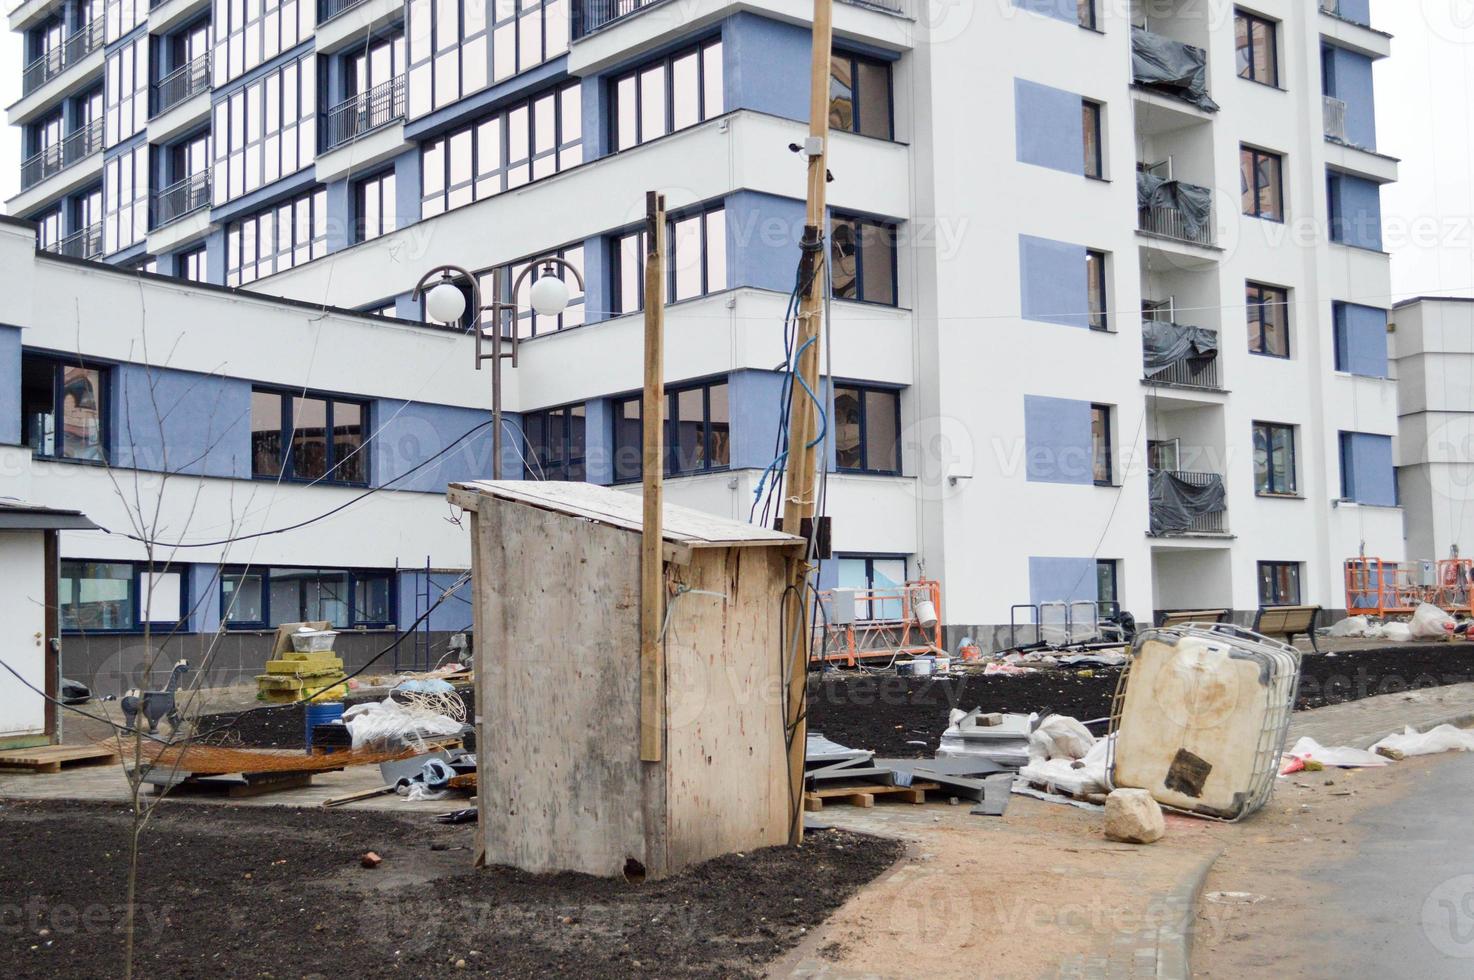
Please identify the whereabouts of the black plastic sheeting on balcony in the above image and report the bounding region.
[1137,171,1213,243]
[1131,27,1219,112]
[1142,319,1218,379]
[1149,470,1226,536]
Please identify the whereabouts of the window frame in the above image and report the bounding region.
[1246,280,1290,358]
[522,401,587,481]
[1096,558,1119,615]
[1257,560,1301,606]
[224,187,329,286]
[249,386,370,486]
[833,383,902,476]
[830,212,899,307]
[1077,0,1097,30]
[353,168,398,244]
[1240,144,1285,221]
[836,554,909,621]
[610,37,724,151]
[477,242,586,337]
[1235,9,1280,87]
[219,564,397,631]
[609,204,727,315]
[1252,420,1298,496]
[611,376,731,482]
[58,559,189,634]
[1090,403,1113,486]
[1081,99,1103,179]
[828,49,894,141]
[1086,248,1109,331]
[177,243,208,282]
[20,353,109,463]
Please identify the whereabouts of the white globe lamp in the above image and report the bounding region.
[426,280,468,323]
[528,274,571,316]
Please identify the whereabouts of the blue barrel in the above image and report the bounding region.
[304,701,345,754]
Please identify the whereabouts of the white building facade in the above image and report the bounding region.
[6,0,1403,652]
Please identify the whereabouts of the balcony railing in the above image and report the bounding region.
[1149,470,1228,536]
[1142,327,1221,389]
[573,0,664,37]
[1319,0,1339,14]
[319,0,369,22]
[45,221,104,261]
[19,118,104,191]
[152,53,211,117]
[21,19,104,96]
[151,170,212,229]
[323,75,406,150]
[1323,95,1348,142]
[1138,201,1214,247]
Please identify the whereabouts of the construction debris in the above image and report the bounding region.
[1369,724,1474,758]
[936,709,1035,767]
[1103,788,1165,844]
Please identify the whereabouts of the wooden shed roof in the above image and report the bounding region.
[447,481,802,550]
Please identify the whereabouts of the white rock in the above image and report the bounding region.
[1104,788,1165,844]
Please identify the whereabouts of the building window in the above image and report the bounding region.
[612,378,730,481]
[211,0,311,86]
[1246,281,1289,357]
[250,388,367,484]
[222,567,395,629]
[1096,558,1119,613]
[831,213,897,306]
[1235,10,1278,86]
[420,81,582,218]
[60,561,135,631]
[834,385,901,475]
[611,206,727,314]
[177,245,207,282]
[354,170,397,243]
[224,187,328,286]
[612,38,723,150]
[1090,403,1112,485]
[211,54,316,206]
[1086,249,1108,330]
[478,243,585,337]
[1082,100,1103,178]
[20,355,106,461]
[104,35,147,146]
[35,208,62,250]
[836,555,907,620]
[103,144,148,255]
[523,403,586,480]
[829,51,892,140]
[1257,561,1301,606]
[1252,421,1296,495]
[1240,145,1284,221]
[405,0,569,119]
[1077,0,1096,30]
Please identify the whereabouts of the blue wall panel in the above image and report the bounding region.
[393,148,421,229]
[1325,46,1377,150]
[111,365,252,477]
[580,233,611,325]
[325,177,351,253]
[1334,302,1389,378]
[726,191,805,294]
[729,369,788,472]
[1024,394,1093,484]
[1014,79,1084,175]
[1019,234,1089,328]
[1341,431,1395,505]
[1335,0,1370,25]
[0,325,20,446]
[1330,174,1383,251]
[723,13,809,123]
[584,397,613,485]
[1013,0,1077,23]
[372,400,507,491]
[1028,556,1097,605]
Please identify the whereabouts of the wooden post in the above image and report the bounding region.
[640,191,667,763]
[779,0,833,845]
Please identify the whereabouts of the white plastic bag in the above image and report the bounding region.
[1408,603,1456,641]
[1020,735,1112,798]
[1370,724,1474,758]
[1381,622,1413,642]
[342,697,462,750]
[1326,615,1370,638]
[1028,714,1096,762]
[1282,736,1388,770]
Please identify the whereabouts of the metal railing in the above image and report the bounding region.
[322,75,406,150]
[1143,330,1221,389]
[151,170,212,229]
[319,0,369,22]
[1138,202,1214,247]
[19,118,104,191]
[1150,470,1227,535]
[45,221,104,260]
[1319,0,1339,14]
[152,53,211,117]
[21,19,104,95]
[1323,95,1348,142]
[573,0,663,37]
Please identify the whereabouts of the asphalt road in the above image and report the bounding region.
[1308,753,1474,978]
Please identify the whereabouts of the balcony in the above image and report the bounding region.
[19,119,103,191]
[1323,95,1348,142]
[44,221,104,260]
[1149,470,1227,536]
[1137,173,1214,248]
[20,20,104,96]
[1142,322,1220,390]
[1129,27,1218,112]
[322,75,406,151]
[572,0,904,38]
[152,53,211,117]
[318,0,368,22]
[151,170,211,229]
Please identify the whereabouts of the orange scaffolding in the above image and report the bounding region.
[1344,558,1474,618]
[812,579,943,666]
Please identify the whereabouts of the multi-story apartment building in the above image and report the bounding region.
[4,0,1402,657]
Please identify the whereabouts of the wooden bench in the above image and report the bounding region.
[1252,605,1321,651]
[1156,609,1230,629]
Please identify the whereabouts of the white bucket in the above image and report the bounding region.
[902,657,934,677]
[933,655,951,673]
[913,598,939,630]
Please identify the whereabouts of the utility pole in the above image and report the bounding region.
[779,0,833,846]
[640,190,667,763]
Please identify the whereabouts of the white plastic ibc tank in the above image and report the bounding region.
[1107,624,1301,821]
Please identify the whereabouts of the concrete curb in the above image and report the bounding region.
[1154,847,1223,980]
[1347,711,1474,750]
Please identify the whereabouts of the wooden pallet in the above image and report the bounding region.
[144,769,330,798]
[803,780,941,812]
[0,744,120,774]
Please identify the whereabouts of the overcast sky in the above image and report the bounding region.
[0,0,1461,303]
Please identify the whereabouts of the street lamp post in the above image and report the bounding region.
[411,257,585,479]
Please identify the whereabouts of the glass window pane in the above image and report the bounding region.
[671,52,698,130]
[831,217,857,299]
[614,398,641,482]
[829,54,854,133]
[856,58,890,138]
[640,65,665,142]
[332,401,365,483]
[864,389,898,473]
[59,561,135,631]
[618,231,642,313]
[705,208,726,291]
[674,387,704,472]
[1239,148,1256,215]
[60,366,103,460]
[141,571,183,624]
[223,572,264,623]
[672,214,701,301]
[702,41,723,117]
[708,382,729,467]
[251,390,283,476]
[291,396,328,480]
[859,221,895,305]
[268,568,303,625]
[616,74,637,150]
[354,574,392,625]
[834,387,862,470]
[1091,406,1111,484]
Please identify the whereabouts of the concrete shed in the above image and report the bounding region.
[0,501,97,749]
[446,480,802,879]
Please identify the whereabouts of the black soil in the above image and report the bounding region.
[808,643,1474,759]
[0,799,901,979]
